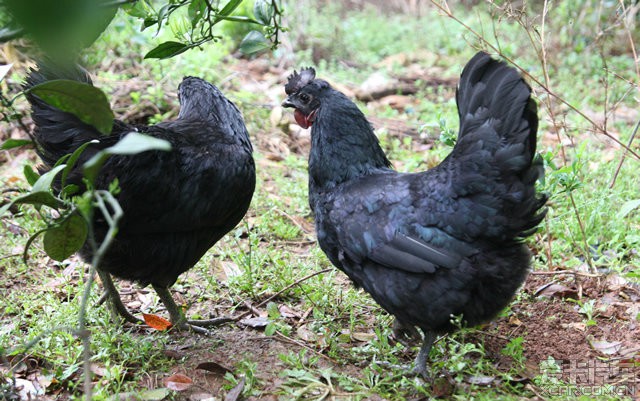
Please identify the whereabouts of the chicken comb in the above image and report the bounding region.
[285,67,316,95]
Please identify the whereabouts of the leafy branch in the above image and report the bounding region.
[124,0,285,59]
[1,66,171,397]
[0,0,284,59]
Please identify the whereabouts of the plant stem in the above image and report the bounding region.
[78,189,123,400]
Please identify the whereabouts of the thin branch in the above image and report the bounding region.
[610,117,640,188]
[530,270,602,278]
[273,331,338,364]
[233,268,332,321]
[429,0,640,161]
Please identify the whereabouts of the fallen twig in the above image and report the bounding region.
[530,270,602,278]
[233,268,332,321]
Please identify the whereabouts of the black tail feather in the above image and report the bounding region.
[456,52,538,163]
[454,52,546,239]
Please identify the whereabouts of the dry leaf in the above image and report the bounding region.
[239,316,269,328]
[164,373,193,391]
[163,349,185,359]
[196,361,232,375]
[561,322,587,332]
[351,332,376,342]
[10,378,42,399]
[90,363,108,377]
[188,392,217,401]
[213,260,242,284]
[143,313,173,331]
[587,336,623,355]
[430,376,454,398]
[535,283,578,299]
[296,326,318,342]
[224,377,245,401]
[467,375,495,385]
[222,261,242,280]
[278,304,300,318]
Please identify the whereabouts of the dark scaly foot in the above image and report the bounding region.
[152,285,232,335]
[97,270,143,325]
[412,330,437,380]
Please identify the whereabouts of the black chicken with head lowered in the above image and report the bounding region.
[24,63,255,333]
[282,52,547,376]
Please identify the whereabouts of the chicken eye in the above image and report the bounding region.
[300,93,311,103]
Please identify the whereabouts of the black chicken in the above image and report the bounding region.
[282,52,547,376]
[24,62,255,332]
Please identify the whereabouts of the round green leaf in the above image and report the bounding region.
[43,213,88,261]
[28,80,114,135]
[239,30,270,55]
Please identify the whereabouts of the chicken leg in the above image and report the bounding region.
[97,270,143,325]
[414,330,437,379]
[152,285,233,334]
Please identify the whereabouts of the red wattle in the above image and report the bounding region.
[294,109,311,129]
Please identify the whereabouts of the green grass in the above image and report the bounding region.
[1,1,639,400]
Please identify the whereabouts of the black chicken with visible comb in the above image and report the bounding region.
[24,62,255,333]
[282,52,547,376]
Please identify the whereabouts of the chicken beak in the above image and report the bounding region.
[281,97,294,108]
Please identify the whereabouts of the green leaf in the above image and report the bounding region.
[23,165,40,186]
[83,133,171,184]
[253,0,274,25]
[144,41,190,60]
[0,63,13,82]
[266,301,279,318]
[32,165,66,193]
[43,213,88,261]
[62,184,80,197]
[122,0,151,18]
[0,191,63,217]
[61,139,99,189]
[188,0,206,27]
[2,0,118,52]
[239,30,270,55]
[218,0,243,17]
[618,199,640,219]
[142,17,158,29]
[154,4,171,35]
[1,138,33,150]
[216,15,261,24]
[264,323,276,336]
[104,132,172,155]
[27,80,114,135]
